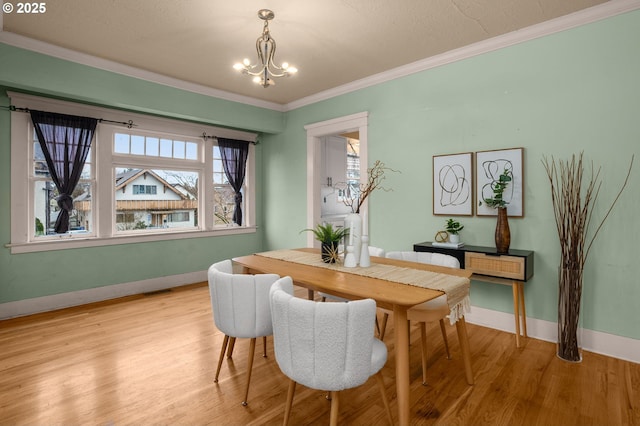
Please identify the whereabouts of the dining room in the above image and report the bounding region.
[2,1,640,424]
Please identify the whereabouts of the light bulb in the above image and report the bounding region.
[287,67,298,74]
[243,58,251,66]
[233,63,244,71]
[252,76,262,84]
[282,62,289,69]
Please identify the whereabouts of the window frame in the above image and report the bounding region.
[9,92,257,254]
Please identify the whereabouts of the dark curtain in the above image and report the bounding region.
[30,110,98,233]
[218,138,250,226]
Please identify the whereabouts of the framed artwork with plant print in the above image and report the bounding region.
[433,152,473,216]
[476,147,524,217]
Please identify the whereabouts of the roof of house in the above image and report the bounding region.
[114,169,188,200]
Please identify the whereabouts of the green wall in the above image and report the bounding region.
[263,10,640,339]
[0,43,284,133]
[2,10,639,341]
[0,44,284,303]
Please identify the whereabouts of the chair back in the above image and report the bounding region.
[269,277,383,391]
[207,259,280,338]
[386,251,460,268]
[368,246,386,257]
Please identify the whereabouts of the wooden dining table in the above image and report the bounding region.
[232,248,473,426]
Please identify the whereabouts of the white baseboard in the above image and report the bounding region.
[465,305,640,364]
[0,271,207,320]
[2,278,637,364]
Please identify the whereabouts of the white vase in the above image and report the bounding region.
[449,233,460,244]
[344,213,362,265]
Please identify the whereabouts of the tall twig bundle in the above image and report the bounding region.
[343,160,398,213]
[542,152,633,361]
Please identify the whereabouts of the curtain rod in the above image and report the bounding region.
[3,105,136,129]
[4,105,258,142]
[202,132,258,145]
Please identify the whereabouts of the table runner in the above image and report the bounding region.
[256,249,470,323]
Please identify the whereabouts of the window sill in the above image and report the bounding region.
[6,226,258,254]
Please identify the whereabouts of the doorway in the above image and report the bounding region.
[304,112,368,247]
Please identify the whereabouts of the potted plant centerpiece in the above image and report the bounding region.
[445,218,464,244]
[480,169,512,253]
[301,223,349,263]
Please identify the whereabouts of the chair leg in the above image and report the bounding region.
[329,391,340,426]
[420,322,428,386]
[379,313,389,340]
[439,319,451,359]
[214,335,230,383]
[263,336,268,357]
[227,337,236,358]
[242,338,257,406]
[374,371,394,425]
[283,380,296,426]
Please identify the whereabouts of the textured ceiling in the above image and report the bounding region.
[3,0,608,105]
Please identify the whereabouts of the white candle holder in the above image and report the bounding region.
[359,235,370,267]
[343,244,357,268]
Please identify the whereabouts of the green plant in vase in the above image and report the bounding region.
[480,169,512,253]
[301,223,349,263]
[445,218,464,243]
[479,169,512,208]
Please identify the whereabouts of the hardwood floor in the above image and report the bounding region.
[1,282,638,425]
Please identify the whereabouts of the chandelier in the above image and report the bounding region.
[233,9,298,88]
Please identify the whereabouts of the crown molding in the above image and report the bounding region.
[284,0,640,111]
[1,0,639,114]
[0,31,286,112]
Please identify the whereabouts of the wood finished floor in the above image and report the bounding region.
[1,282,638,425]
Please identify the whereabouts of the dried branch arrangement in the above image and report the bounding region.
[542,152,633,361]
[343,160,399,213]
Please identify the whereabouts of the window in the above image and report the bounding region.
[32,139,93,236]
[346,138,360,197]
[213,145,245,226]
[10,93,257,253]
[114,167,198,233]
[132,185,157,195]
[168,212,190,222]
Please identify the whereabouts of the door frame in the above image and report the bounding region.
[303,112,368,247]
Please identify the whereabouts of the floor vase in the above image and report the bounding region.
[557,267,584,362]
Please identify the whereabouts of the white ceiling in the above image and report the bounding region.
[2,0,612,106]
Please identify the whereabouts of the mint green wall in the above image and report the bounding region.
[0,44,284,303]
[0,43,283,133]
[2,11,639,340]
[263,11,640,339]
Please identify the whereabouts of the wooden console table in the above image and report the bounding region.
[414,242,534,347]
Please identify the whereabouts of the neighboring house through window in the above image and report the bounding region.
[9,93,257,253]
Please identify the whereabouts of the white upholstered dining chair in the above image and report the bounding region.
[269,276,393,426]
[207,259,286,406]
[380,251,467,385]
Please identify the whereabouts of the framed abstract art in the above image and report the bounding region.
[432,152,473,216]
[476,147,524,217]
